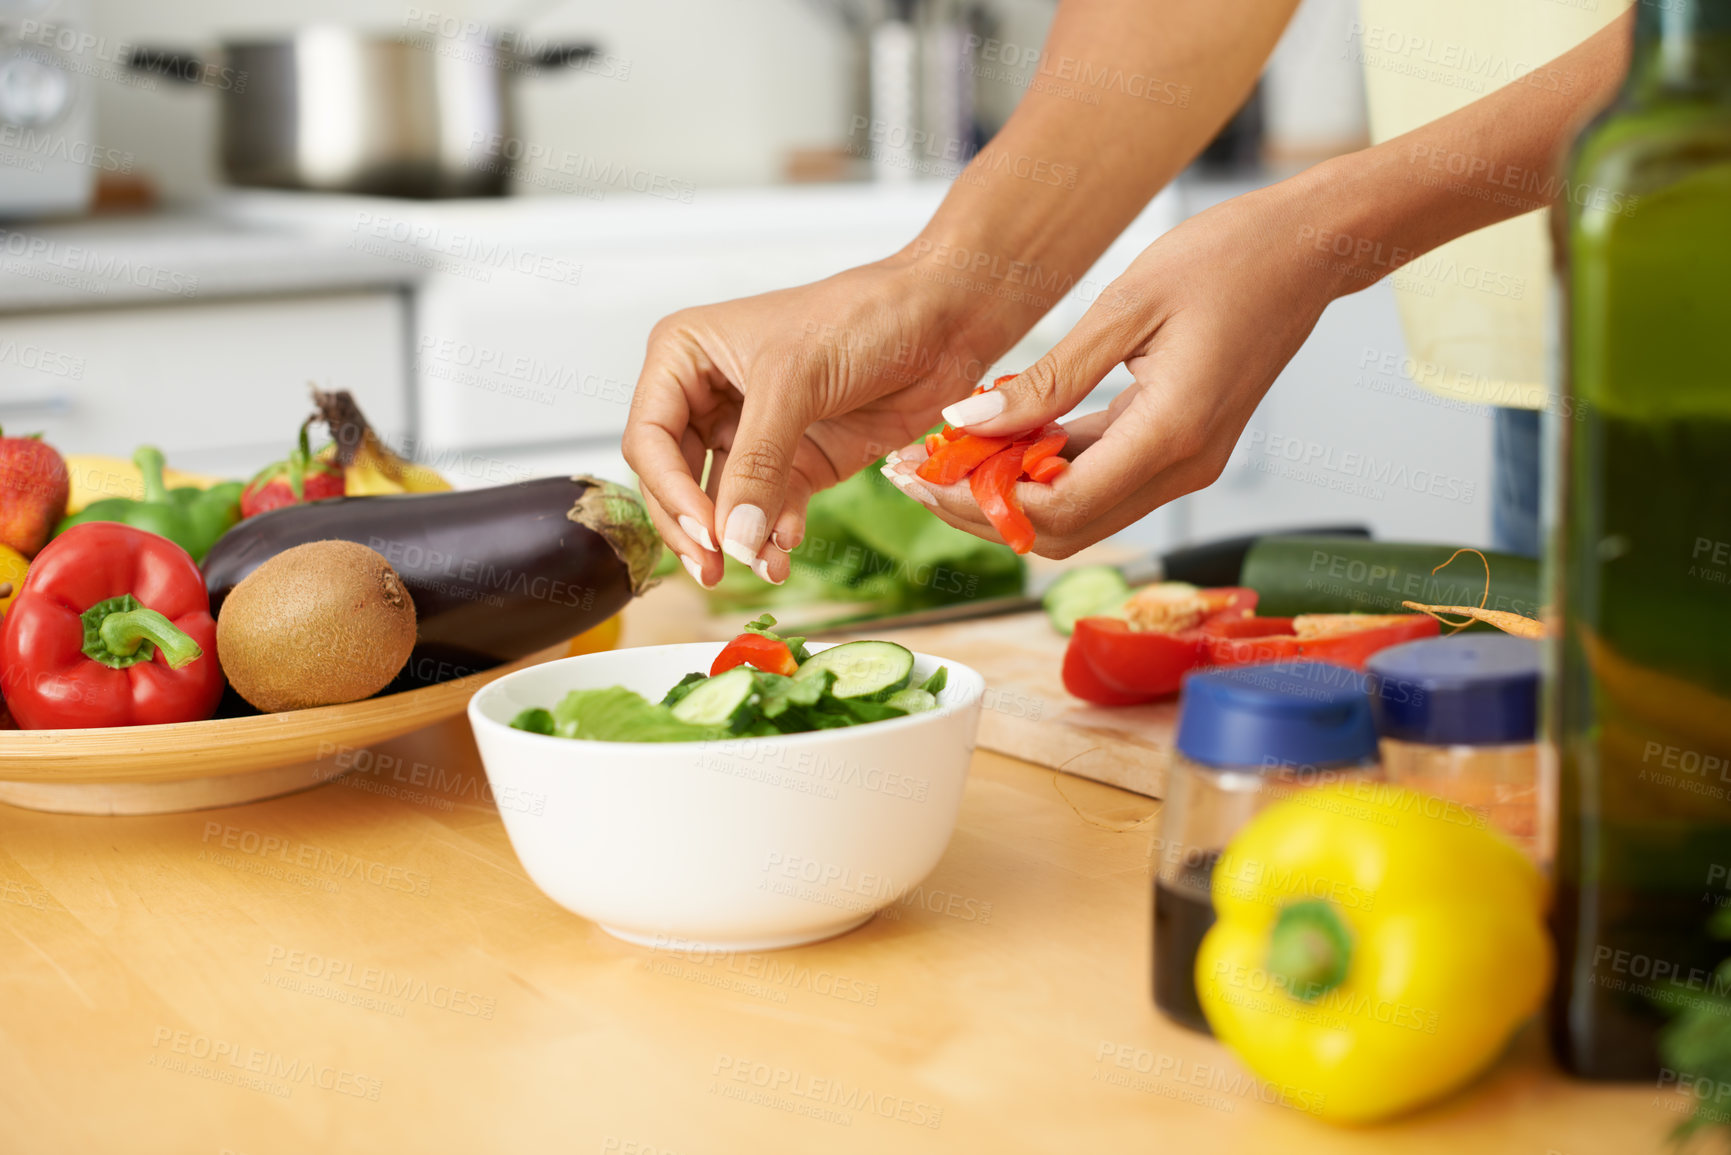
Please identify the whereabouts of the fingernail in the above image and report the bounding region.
[941,390,1005,428]
[772,527,801,552]
[889,472,937,506]
[680,554,713,589]
[750,556,784,585]
[885,450,901,467]
[722,504,767,567]
[677,514,716,553]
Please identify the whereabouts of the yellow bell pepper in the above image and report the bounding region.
[0,544,26,616]
[566,613,623,657]
[1195,781,1551,1123]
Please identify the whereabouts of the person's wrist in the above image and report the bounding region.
[1269,149,1422,303]
[865,246,1029,390]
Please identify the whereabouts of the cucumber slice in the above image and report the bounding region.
[670,667,758,729]
[1043,566,1132,635]
[794,641,915,700]
[884,687,937,714]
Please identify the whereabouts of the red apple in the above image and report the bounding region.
[0,428,70,558]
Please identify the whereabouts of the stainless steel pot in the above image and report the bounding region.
[129,25,598,198]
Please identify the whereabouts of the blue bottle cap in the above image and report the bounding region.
[1364,634,1540,746]
[1175,662,1378,770]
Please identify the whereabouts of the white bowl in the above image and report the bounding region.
[467,642,983,951]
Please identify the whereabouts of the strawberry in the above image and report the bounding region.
[240,422,344,519]
[0,426,71,557]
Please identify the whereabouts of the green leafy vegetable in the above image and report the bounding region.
[509,620,953,744]
[549,686,726,743]
[754,667,833,722]
[699,463,1024,616]
[659,672,709,708]
[509,707,555,735]
[1659,906,1731,1142]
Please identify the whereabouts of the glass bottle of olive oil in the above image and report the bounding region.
[1551,0,1731,1079]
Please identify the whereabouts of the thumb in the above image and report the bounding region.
[938,297,1139,435]
[714,382,813,579]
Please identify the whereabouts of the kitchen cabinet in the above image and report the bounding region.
[0,291,410,478]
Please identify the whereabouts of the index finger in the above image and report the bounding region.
[623,339,724,565]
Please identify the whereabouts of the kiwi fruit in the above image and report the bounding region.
[216,539,417,712]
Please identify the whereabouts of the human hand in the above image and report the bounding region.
[622,259,1010,587]
[884,183,1348,557]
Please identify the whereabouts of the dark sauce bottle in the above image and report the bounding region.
[1153,663,1380,1034]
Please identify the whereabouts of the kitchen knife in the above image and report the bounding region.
[799,524,1371,636]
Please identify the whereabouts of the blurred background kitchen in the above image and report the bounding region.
[0,0,1495,554]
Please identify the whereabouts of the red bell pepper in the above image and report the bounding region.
[1020,425,1067,473]
[917,434,1014,486]
[1025,456,1067,483]
[1202,613,1440,669]
[1063,586,1259,704]
[711,632,798,677]
[1066,616,1205,701]
[0,522,224,729]
[969,444,1037,554]
[907,375,1071,555]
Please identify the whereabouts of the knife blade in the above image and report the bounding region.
[797,524,1371,636]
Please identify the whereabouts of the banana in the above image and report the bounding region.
[311,388,452,496]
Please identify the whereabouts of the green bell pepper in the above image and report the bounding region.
[56,446,242,562]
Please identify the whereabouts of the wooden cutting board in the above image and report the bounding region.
[847,612,1178,799]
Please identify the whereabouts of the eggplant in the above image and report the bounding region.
[202,476,661,687]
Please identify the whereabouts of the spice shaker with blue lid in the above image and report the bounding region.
[1365,634,1542,861]
[1153,661,1381,1034]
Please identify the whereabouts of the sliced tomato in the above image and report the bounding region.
[711,633,798,677]
[991,374,1017,389]
[1067,616,1206,701]
[968,444,1037,554]
[917,433,1013,486]
[1201,612,1439,670]
[923,433,945,455]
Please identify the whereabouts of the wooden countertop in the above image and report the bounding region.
[0,600,1671,1153]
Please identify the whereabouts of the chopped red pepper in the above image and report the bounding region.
[968,445,1037,554]
[916,434,1013,486]
[0,522,225,729]
[711,632,798,677]
[1026,456,1068,484]
[1066,616,1205,701]
[905,374,1071,554]
[1020,425,1067,472]
[1201,613,1440,669]
[1063,594,1439,707]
